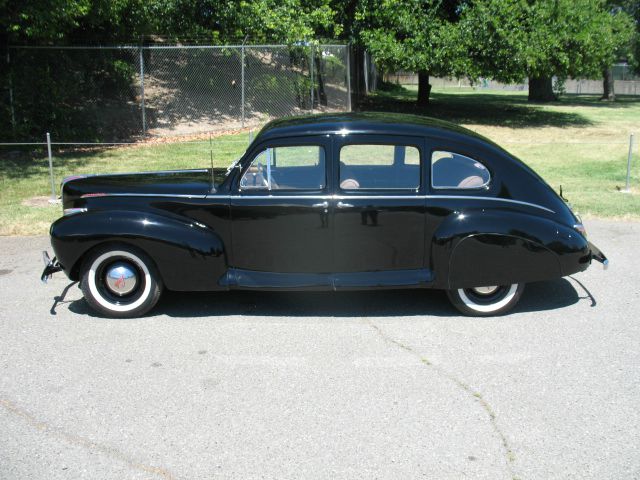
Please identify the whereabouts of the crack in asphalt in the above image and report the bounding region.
[367,320,518,480]
[0,397,175,480]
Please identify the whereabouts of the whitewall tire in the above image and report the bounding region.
[80,245,163,318]
[447,283,525,316]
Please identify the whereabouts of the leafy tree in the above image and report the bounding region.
[606,0,640,75]
[355,0,468,105]
[627,1,640,73]
[142,0,339,44]
[0,0,91,44]
[459,0,634,101]
[1,0,341,45]
[599,2,635,101]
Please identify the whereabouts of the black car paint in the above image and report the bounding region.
[49,112,603,292]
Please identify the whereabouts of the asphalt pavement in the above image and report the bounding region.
[0,219,638,480]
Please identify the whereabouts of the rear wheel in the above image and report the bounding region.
[447,283,525,316]
[80,245,162,318]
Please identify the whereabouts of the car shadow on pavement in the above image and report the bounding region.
[63,277,587,319]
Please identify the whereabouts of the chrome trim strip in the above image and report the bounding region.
[230,195,417,200]
[426,196,555,214]
[86,169,210,177]
[63,207,88,216]
[229,194,555,212]
[329,195,417,200]
[81,193,208,199]
[230,196,327,200]
[76,192,554,213]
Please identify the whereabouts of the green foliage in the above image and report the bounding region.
[141,0,340,44]
[355,0,467,77]
[248,72,312,112]
[608,0,640,74]
[1,0,342,45]
[459,0,635,82]
[0,0,343,140]
[1,0,91,42]
[6,48,139,141]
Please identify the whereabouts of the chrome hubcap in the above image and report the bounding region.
[472,285,499,295]
[104,262,138,296]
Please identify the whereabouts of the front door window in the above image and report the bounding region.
[239,145,326,191]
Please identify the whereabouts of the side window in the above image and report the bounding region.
[339,144,420,190]
[239,145,325,191]
[431,151,491,189]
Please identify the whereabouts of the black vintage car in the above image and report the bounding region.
[42,113,607,317]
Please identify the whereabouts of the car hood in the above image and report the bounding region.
[61,169,226,201]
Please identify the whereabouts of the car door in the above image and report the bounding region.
[230,136,334,277]
[331,135,429,283]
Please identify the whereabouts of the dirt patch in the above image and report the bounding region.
[22,196,60,208]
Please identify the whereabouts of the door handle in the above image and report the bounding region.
[312,201,329,208]
[337,201,354,208]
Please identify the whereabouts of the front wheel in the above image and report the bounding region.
[447,283,525,316]
[80,245,163,318]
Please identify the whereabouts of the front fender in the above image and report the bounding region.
[430,209,590,289]
[50,210,227,291]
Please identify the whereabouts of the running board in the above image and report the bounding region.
[219,268,434,290]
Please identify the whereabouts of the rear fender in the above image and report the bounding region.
[430,209,589,289]
[50,210,227,291]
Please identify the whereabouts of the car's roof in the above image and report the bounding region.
[255,112,498,147]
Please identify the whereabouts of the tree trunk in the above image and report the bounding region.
[601,67,615,101]
[528,76,556,102]
[417,71,432,106]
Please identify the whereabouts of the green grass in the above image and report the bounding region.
[0,133,251,235]
[1,87,639,235]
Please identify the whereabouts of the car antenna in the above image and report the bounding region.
[559,184,567,202]
[209,133,216,193]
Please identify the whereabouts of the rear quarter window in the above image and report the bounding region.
[431,151,490,189]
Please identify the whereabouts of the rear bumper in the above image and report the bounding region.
[588,241,609,270]
[40,251,63,283]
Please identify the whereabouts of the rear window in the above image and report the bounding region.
[431,151,490,189]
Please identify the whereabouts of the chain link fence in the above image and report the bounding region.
[385,69,640,96]
[2,44,351,142]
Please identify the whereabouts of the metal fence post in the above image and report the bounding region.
[7,51,16,135]
[46,133,56,202]
[310,44,315,113]
[364,52,369,94]
[625,133,635,192]
[241,44,246,128]
[139,46,146,135]
[346,45,352,112]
